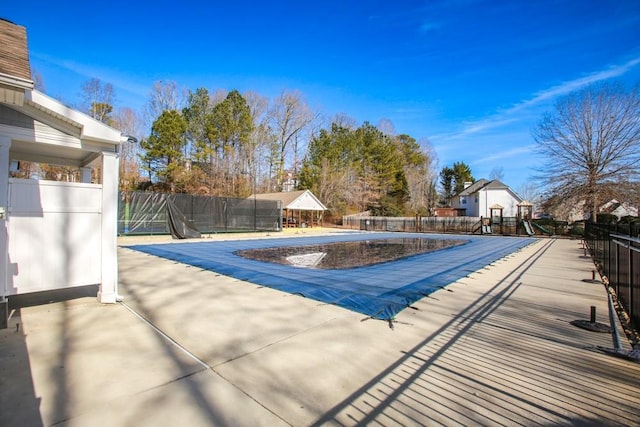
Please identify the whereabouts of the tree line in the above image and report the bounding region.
[19,75,640,222]
[26,78,441,218]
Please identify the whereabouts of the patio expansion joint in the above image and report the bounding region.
[118,300,296,426]
[119,301,210,370]
[210,314,346,369]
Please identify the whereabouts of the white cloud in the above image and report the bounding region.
[509,56,640,112]
[31,51,150,102]
[438,55,640,141]
[471,145,536,165]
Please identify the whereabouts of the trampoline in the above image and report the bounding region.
[128,232,535,320]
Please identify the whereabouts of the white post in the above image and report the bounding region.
[0,137,10,327]
[97,151,120,303]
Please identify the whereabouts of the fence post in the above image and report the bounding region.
[628,238,633,325]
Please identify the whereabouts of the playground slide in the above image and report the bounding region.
[532,222,552,235]
[523,221,535,236]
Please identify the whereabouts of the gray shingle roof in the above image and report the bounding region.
[456,179,509,196]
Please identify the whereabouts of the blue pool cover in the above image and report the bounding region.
[128,232,535,320]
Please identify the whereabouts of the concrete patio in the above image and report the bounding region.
[1,230,639,426]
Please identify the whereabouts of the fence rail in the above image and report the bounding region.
[341,216,538,235]
[342,216,483,234]
[341,215,574,237]
[584,223,640,331]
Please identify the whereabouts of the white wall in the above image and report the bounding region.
[484,189,520,217]
[6,179,102,295]
[453,194,480,216]
[453,188,521,218]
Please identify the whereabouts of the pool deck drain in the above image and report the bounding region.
[1,231,639,426]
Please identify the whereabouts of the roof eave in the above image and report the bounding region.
[24,89,122,145]
[0,72,34,90]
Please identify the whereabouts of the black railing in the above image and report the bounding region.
[341,215,569,236]
[584,223,640,331]
[349,216,482,234]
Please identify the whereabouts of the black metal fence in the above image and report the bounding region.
[341,216,561,236]
[118,191,282,235]
[585,222,640,330]
[348,216,482,234]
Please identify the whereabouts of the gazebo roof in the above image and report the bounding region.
[252,190,328,211]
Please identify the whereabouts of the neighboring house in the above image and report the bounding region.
[1,19,127,327]
[450,179,524,219]
[567,199,638,223]
[253,189,327,227]
[599,199,638,219]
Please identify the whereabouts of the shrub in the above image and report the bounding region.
[596,213,618,224]
[618,215,640,224]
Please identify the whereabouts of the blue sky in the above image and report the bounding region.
[4,1,640,192]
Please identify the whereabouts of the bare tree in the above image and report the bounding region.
[32,69,45,92]
[377,118,396,136]
[210,89,228,105]
[532,81,640,222]
[269,90,318,190]
[316,158,350,214]
[489,166,504,181]
[331,113,357,130]
[144,80,185,127]
[113,107,143,190]
[80,78,115,124]
[244,90,273,192]
[405,138,439,215]
[517,182,542,205]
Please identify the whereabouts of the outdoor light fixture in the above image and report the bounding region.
[120,134,138,144]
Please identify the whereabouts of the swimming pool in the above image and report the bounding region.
[128,232,534,320]
[235,237,467,269]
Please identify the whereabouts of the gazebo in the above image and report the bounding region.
[0,20,126,327]
[517,200,534,220]
[252,190,327,228]
[489,203,504,224]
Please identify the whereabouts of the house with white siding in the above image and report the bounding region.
[450,179,524,220]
